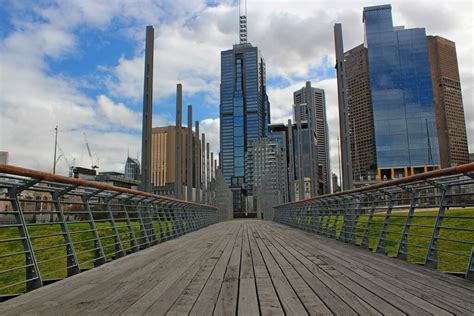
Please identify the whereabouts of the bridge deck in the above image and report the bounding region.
[1,220,473,315]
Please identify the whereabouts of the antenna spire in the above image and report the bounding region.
[239,0,247,44]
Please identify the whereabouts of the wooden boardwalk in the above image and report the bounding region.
[1,220,473,315]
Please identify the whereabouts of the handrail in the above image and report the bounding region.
[272,163,474,281]
[274,163,474,208]
[0,164,217,210]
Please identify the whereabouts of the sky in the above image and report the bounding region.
[0,0,473,177]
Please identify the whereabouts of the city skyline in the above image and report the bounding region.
[0,0,472,179]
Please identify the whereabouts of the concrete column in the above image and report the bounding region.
[287,119,295,202]
[334,23,353,191]
[195,121,200,203]
[175,84,183,199]
[295,107,305,200]
[140,25,154,193]
[206,142,210,204]
[201,133,206,203]
[187,105,193,201]
[306,81,318,197]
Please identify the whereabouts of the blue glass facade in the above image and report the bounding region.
[363,5,439,169]
[220,44,269,201]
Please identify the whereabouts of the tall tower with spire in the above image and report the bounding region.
[219,1,270,217]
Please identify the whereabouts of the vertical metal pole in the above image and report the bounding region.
[53,125,58,174]
[9,187,43,291]
[187,105,193,201]
[195,121,201,203]
[140,25,154,193]
[210,152,214,204]
[175,84,183,199]
[425,186,448,269]
[287,119,295,201]
[52,191,80,276]
[466,246,474,281]
[136,201,151,249]
[295,111,305,200]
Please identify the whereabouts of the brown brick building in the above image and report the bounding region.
[427,36,469,167]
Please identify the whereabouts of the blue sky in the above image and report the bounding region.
[0,0,472,176]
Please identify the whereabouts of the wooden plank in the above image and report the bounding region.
[255,224,335,315]
[247,222,284,316]
[166,225,239,315]
[251,223,308,315]
[266,223,451,316]
[237,223,259,315]
[268,222,474,314]
[121,224,235,315]
[259,224,376,315]
[213,224,244,315]
[190,224,241,316]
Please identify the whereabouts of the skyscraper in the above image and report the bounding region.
[363,5,440,179]
[220,13,269,214]
[427,36,469,167]
[344,44,377,181]
[293,82,331,194]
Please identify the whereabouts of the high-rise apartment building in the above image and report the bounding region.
[151,126,200,197]
[363,4,440,179]
[344,44,377,181]
[220,43,269,213]
[427,36,469,167]
[293,82,331,194]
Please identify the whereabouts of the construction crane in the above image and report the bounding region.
[83,133,99,170]
[58,145,76,177]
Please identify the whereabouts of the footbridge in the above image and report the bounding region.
[0,164,473,315]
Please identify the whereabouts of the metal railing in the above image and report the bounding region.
[0,165,221,298]
[273,163,474,281]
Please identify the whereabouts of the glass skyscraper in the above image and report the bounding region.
[220,43,269,213]
[363,5,440,175]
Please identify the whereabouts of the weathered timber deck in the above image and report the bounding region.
[1,220,473,315]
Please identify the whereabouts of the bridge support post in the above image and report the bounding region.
[52,189,80,276]
[9,185,43,292]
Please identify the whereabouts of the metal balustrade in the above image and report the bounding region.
[273,163,474,281]
[0,165,221,298]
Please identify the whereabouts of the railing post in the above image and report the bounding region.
[105,195,125,259]
[82,193,106,267]
[331,200,340,239]
[376,192,394,254]
[397,190,419,260]
[121,201,139,253]
[136,200,151,249]
[467,246,474,281]
[350,197,362,245]
[9,185,43,292]
[144,201,158,245]
[52,189,80,276]
[360,196,377,249]
[425,184,448,269]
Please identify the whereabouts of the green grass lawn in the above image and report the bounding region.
[0,219,181,295]
[295,208,473,273]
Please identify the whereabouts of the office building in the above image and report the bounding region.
[293,82,331,194]
[151,126,200,197]
[220,21,270,214]
[363,4,440,179]
[427,36,469,167]
[344,44,377,181]
[124,157,140,180]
